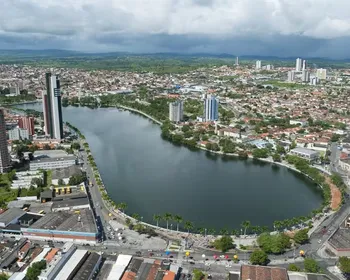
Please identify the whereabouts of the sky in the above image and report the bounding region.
[1,0,350,58]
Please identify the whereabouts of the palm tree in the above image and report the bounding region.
[198,228,205,236]
[231,229,239,237]
[174,215,183,232]
[219,228,229,236]
[241,220,251,236]
[163,213,172,230]
[153,214,162,227]
[184,221,194,233]
[132,213,140,222]
[208,228,216,235]
[273,221,281,232]
[118,202,127,213]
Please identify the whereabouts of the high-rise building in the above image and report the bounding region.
[287,71,295,82]
[295,58,302,72]
[236,57,239,66]
[204,95,219,121]
[255,60,262,70]
[169,100,183,122]
[18,116,35,136]
[0,109,11,173]
[301,70,310,82]
[42,73,63,139]
[310,77,318,85]
[316,68,327,80]
[302,60,306,71]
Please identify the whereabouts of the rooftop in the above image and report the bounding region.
[328,228,350,249]
[51,165,83,180]
[30,156,76,164]
[28,209,97,233]
[73,252,101,280]
[33,150,69,158]
[0,208,26,227]
[52,197,89,210]
[241,265,289,280]
[290,147,319,156]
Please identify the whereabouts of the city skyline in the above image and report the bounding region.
[1,0,350,58]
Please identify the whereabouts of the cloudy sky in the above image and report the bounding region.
[1,0,350,58]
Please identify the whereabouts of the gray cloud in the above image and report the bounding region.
[0,0,350,58]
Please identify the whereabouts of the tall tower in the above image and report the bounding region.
[236,57,239,66]
[42,73,63,139]
[295,58,302,72]
[169,100,183,122]
[255,60,262,70]
[302,60,306,71]
[204,95,219,121]
[0,109,11,173]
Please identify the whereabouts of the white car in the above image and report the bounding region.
[318,239,322,244]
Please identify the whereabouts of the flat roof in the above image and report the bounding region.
[55,249,88,280]
[51,165,83,180]
[328,228,350,249]
[73,252,101,280]
[0,208,26,226]
[30,156,76,164]
[107,255,133,280]
[28,209,97,233]
[241,265,289,280]
[34,150,69,158]
[290,147,319,156]
[52,197,89,209]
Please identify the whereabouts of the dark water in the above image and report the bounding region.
[17,103,323,230]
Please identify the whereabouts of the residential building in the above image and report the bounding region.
[169,100,183,122]
[204,95,219,121]
[0,109,11,173]
[18,116,35,136]
[310,76,318,85]
[287,71,295,82]
[302,59,306,71]
[296,58,302,71]
[8,128,29,140]
[289,147,320,161]
[235,57,239,66]
[301,70,310,82]
[316,68,327,80]
[42,73,63,140]
[255,60,262,70]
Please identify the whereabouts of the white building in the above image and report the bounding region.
[302,60,306,71]
[255,60,262,70]
[310,77,318,85]
[287,71,295,82]
[340,159,350,173]
[295,58,302,72]
[8,128,29,140]
[11,171,44,189]
[29,156,76,171]
[289,147,320,161]
[301,70,310,82]
[169,100,183,122]
[107,255,132,280]
[316,68,327,80]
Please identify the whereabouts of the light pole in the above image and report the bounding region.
[204,228,207,237]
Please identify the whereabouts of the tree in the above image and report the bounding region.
[57,179,65,186]
[304,258,320,273]
[132,213,141,222]
[241,220,251,236]
[153,214,162,227]
[163,213,172,230]
[26,260,46,280]
[71,142,81,150]
[31,177,44,188]
[184,221,194,233]
[174,215,183,231]
[252,148,269,159]
[117,202,127,213]
[192,269,205,280]
[272,153,281,162]
[249,250,268,265]
[339,256,350,274]
[68,174,86,185]
[294,229,309,244]
[276,145,286,154]
[288,264,300,272]
[213,236,234,252]
[257,232,291,254]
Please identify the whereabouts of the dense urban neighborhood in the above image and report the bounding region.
[0,57,349,279]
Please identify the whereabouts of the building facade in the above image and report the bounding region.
[18,116,35,136]
[301,70,310,82]
[316,68,327,80]
[0,110,11,173]
[30,156,76,171]
[169,100,183,122]
[295,58,302,71]
[43,73,63,140]
[287,71,295,82]
[8,128,29,141]
[204,95,219,121]
[255,60,262,70]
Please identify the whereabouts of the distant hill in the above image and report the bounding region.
[0,49,348,62]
